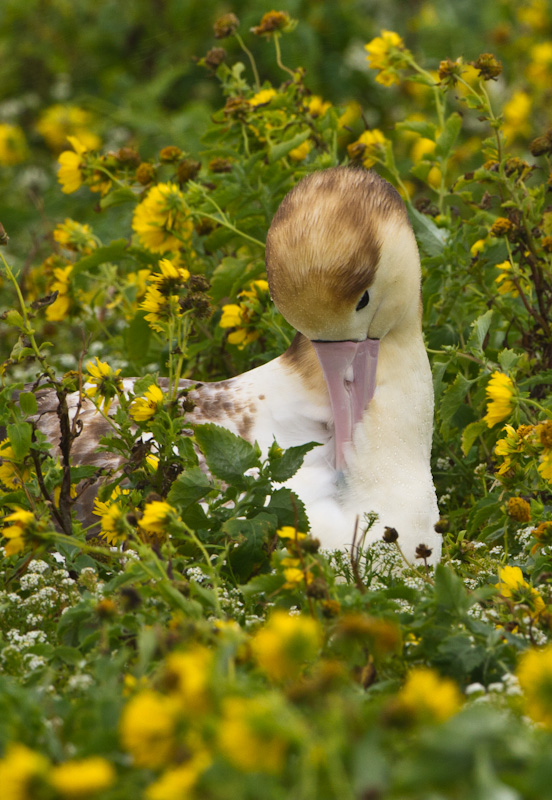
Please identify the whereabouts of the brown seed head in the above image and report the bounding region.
[438,58,463,87]
[490,217,513,237]
[204,47,227,70]
[160,146,183,163]
[213,12,239,39]
[383,526,399,543]
[415,543,433,560]
[209,157,233,173]
[472,53,502,80]
[136,162,156,185]
[251,10,292,36]
[177,158,201,184]
[538,421,552,448]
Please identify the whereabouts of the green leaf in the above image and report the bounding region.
[265,487,310,531]
[194,423,260,485]
[467,310,493,353]
[224,512,276,582]
[18,391,37,416]
[167,467,213,509]
[396,120,437,139]
[435,112,462,159]
[210,256,264,302]
[126,312,151,364]
[3,309,27,330]
[7,422,32,460]
[269,441,320,483]
[433,564,470,614]
[461,420,488,456]
[268,130,311,163]
[439,373,474,434]
[407,206,447,257]
[72,239,129,275]
[99,187,137,209]
[498,348,521,373]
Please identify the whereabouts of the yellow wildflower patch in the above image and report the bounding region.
[132,182,193,254]
[250,610,322,682]
[119,689,176,768]
[49,757,116,797]
[517,644,552,728]
[483,371,515,428]
[397,667,463,723]
[0,123,28,165]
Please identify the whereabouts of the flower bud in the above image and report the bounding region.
[507,497,531,523]
[135,162,156,185]
[251,11,292,36]
[160,146,183,163]
[383,526,398,543]
[204,47,226,70]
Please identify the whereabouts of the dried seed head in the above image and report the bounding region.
[204,47,227,70]
[438,57,463,87]
[383,526,399,543]
[214,12,239,39]
[251,10,292,36]
[472,53,502,80]
[415,543,433,560]
[135,162,156,185]
[160,146,183,163]
[177,158,201,184]
[507,496,531,523]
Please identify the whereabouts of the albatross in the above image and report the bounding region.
[26,167,441,563]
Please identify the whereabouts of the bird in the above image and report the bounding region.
[22,167,441,563]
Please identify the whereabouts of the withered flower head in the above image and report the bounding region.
[490,217,514,237]
[438,57,463,87]
[434,518,449,534]
[251,10,293,36]
[538,421,552,448]
[204,47,227,70]
[472,53,502,80]
[383,526,399,543]
[116,147,140,166]
[507,496,531,523]
[160,146,183,163]
[209,157,233,173]
[177,158,201,184]
[529,130,552,157]
[415,543,433,560]
[214,12,239,39]
[135,162,156,185]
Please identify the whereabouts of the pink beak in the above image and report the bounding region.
[312,339,380,471]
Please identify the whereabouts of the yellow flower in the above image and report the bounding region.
[517,0,549,32]
[503,90,532,142]
[130,384,165,422]
[337,100,361,130]
[53,219,99,255]
[239,279,269,300]
[277,526,307,542]
[250,610,322,682]
[132,182,193,254]
[494,423,531,475]
[0,439,33,491]
[0,123,28,165]
[46,264,73,322]
[248,87,277,106]
[496,565,527,597]
[146,453,160,472]
[140,285,171,332]
[49,757,116,797]
[483,371,515,428]
[140,500,176,535]
[93,487,130,545]
[0,743,49,800]
[411,137,436,163]
[347,129,387,168]
[496,565,545,617]
[85,358,123,414]
[364,30,407,86]
[306,96,331,117]
[517,644,552,728]
[289,139,312,161]
[470,238,488,256]
[151,257,191,287]
[2,508,37,557]
[164,646,212,714]
[217,696,289,774]
[145,752,211,800]
[120,690,176,768]
[220,303,244,329]
[539,449,552,482]
[526,41,552,87]
[36,104,101,152]
[398,667,462,723]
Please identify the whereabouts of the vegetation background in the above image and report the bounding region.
[1,1,552,798]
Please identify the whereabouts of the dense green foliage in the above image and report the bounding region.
[1,3,552,798]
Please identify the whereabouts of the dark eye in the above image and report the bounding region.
[356,290,369,311]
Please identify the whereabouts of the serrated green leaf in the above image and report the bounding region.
[269,441,320,483]
[194,423,260,485]
[4,309,27,330]
[18,391,37,416]
[265,487,310,531]
[7,422,32,460]
[498,349,521,373]
[467,310,493,353]
[268,130,311,163]
[167,467,212,509]
[435,112,462,159]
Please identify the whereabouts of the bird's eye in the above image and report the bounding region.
[356,290,369,311]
